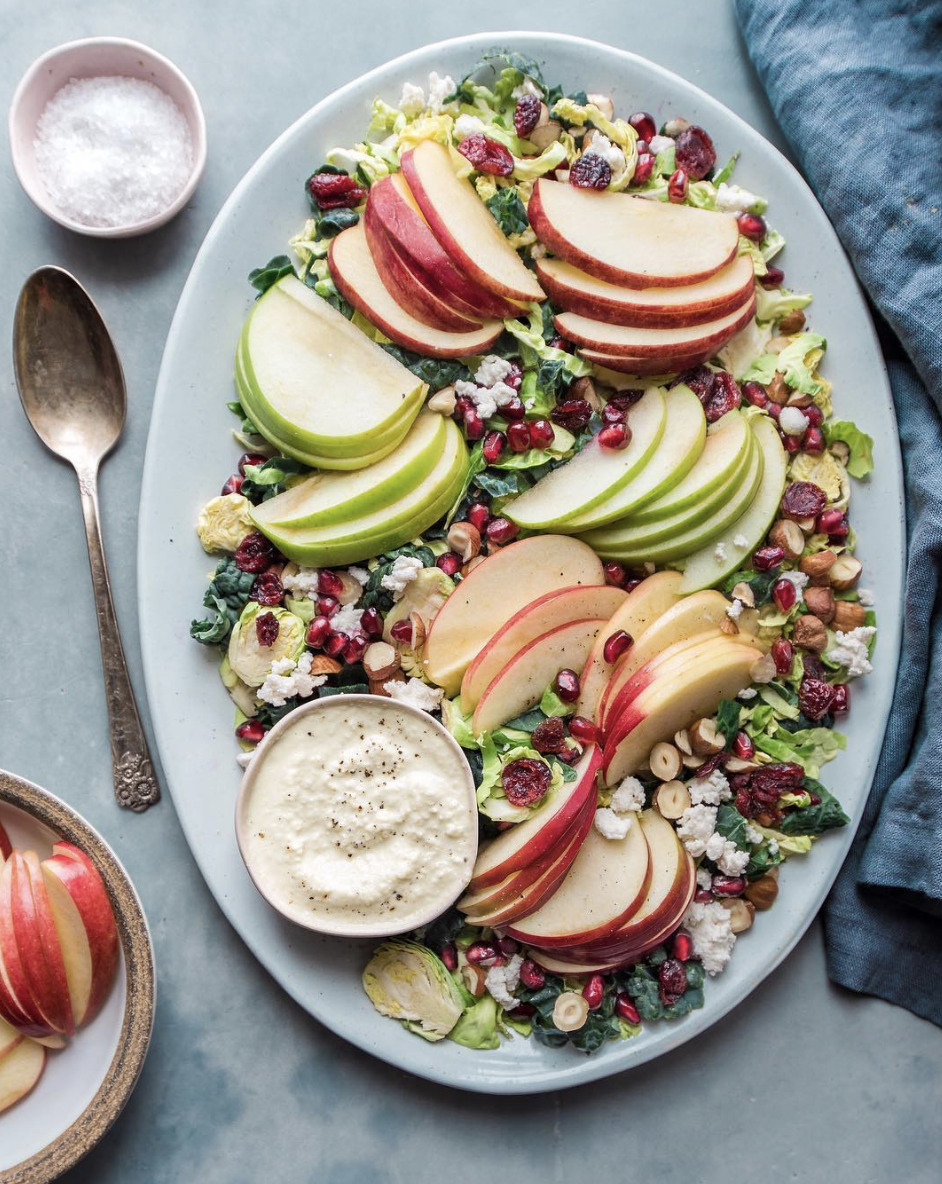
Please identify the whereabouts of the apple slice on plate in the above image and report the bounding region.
[16,851,75,1039]
[423,535,605,697]
[400,141,545,303]
[536,253,756,327]
[0,1036,45,1115]
[0,821,11,862]
[555,296,756,358]
[330,222,504,357]
[576,347,714,375]
[527,949,626,975]
[502,387,667,531]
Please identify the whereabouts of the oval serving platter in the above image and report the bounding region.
[0,770,155,1182]
[138,32,903,1094]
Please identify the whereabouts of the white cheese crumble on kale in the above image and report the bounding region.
[348,566,370,586]
[427,72,455,114]
[737,687,758,700]
[687,768,732,807]
[381,555,424,599]
[474,355,515,387]
[398,82,425,116]
[383,677,444,713]
[594,807,634,841]
[485,954,524,1009]
[826,626,877,678]
[511,78,544,100]
[257,653,327,707]
[676,803,718,856]
[696,866,714,891]
[682,900,736,974]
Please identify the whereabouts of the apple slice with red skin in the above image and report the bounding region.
[400,141,545,303]
[575,348,714,376]
[575,570,685,723]
[0,1014,22,1059]
[363,200,483,333]
[329,222,503,358]
[555,295,756,359]
[0,1036,45,1115]
[14,851,75,1038]
[536,254,756,328]
[39,861,93,1029]
[0,855,64,1039]
[529,178,739,289]
[527,948,627,975]
[43,844,118,1026]
[472,617,609,735]
[603,642,761,783]
[505,816,651,948]
[367,175,523,319]
[468,746,601,891]
[0,821,11,862]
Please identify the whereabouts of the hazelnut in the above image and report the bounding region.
[799,549,837,585]
[721,898,755,933]
[570,375,603,411]
[586,93,615,120]
[767,373,789,405]
[689,718,724,756]
[649,742,683,781]
[674,729,694,756]
[408,612,427,649]
[308,655,343,677]
[725,756,760,773]
[745,874,779,911]
[803,586,836,624]
[720,615,740,635]
[829,554,863,591]
[731,582,756,608]
[336,571,363,606]
[768,519,805,561]
[792,614,828,653]
[363,642,401,681]
[749,653,777,684]
[552,991,589,1032]
[653,779,691,820]
[529,119,563,151]
[829,440,851,465]
[447,521,482,562]
[778,309,807,335]
[460,964,487,997]
[786,389,814,409]
[682,751,706,769]
[833,600,868,632]
[427,385,457,415]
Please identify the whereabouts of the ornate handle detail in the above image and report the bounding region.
[78,471,160,812]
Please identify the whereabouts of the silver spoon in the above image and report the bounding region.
[13,266,160,813]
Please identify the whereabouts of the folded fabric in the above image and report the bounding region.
[735,0,942,1023]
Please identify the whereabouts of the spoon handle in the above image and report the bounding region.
[77,470,161,813]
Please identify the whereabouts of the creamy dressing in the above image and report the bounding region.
[238,698,477,934]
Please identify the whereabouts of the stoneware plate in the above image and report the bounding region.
[139,32,904,1094]
[0,771,155,1181]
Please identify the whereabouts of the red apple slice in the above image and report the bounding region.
[329,222,503,358]
[16,852,74,1038]
[555,295,756,358]
[0,821,11,862]
[40,862,93,1029]
[576,348,714,375]
[505,816,651,948]
[0,1015,21,1059]
[472,617,608,735]
[363,200,483,332]
[527,949,627,975]
[529,178,739,288]
[0,1036,45,1115]
[468,747,601,891]
[0,855,62,1039]
[367,174,522,319]
[400,141,545,302]
[536,253,756,328]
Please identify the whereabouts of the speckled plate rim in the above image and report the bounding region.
[0,770,155,1184]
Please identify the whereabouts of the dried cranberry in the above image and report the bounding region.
[555,668,580,702]
[694,751,727,778]
[615,992,641,1024]
[251,570,284,606]
[306,616,332,648]
[519,959,546,990]
[531,716,568,755]
[771,578,797,613]
[439,943,458,972]
[781,481,827,522]
[737,212,767,242]
[486,517,519,546]
[603,630,633,663]
[733,731,755,760]
[502,758,552,807]
[436,552,462,576]
[803,653,826,681]
[602,402,627,425]
[604,561,627,587]
[514,94,542,139]
[703,371,741,423]
[528,419,556,449]
[759,265,785,289]
[507,421,531,453]
[753,762,803,792]
[235,531,276,573]
[658,957,688,1003]
[235,719,266,745]
[221,474,243,495]
[712,875,746,897]
[463,409,485,441]
[831,684,850,715]
[628,111,657,142]
[667,168,688,203]
[674,125,716,180]
[237,452,268,476]
[467,502,491,533]
[630,153,655,186]
[306,171,367,210]
[583,974,605,1010]
[598,423,630,449]
[551,398,593,431]
[483,430,506,464]
[255,611,280,647]
[508,1002,536,1019]
[570,154,612,190]
[608,389,645,410]
[753,545,785,571]
[741,380,769,408]
[799,676,835,721]
[771,638,794,675]
[456,134,514,176]
[569,716,601,744]
[672,931,694,961]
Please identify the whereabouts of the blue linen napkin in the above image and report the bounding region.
[735,0,942,1023]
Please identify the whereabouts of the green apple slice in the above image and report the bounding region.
[502,388,667,530]
[580,430,764,563]
[629,409,751,523]
[254,418,468,566]
[560,385,706,532]
[680,414,788,591]
[252,411,446,530]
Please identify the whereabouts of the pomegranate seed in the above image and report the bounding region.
[831,683,850,714]
[318,570,344,598]
[712,875,747,897]
[436,552,462,576]
[635,140,650,155]
[783,434,803,455]
[694,888,714,903]
[627,111,657,141]
[759,265,785,289]
[454,395,474,417]
[737,212,766,242]
[603,630,633,663]
[528,419,556,449]
[549,335,571,352]
[615,993,641,1024]
[569,716,601,744]
[343,636,367,664]
[816,508,846,535]
[570,154,612,189]
[513,93,542,138]
[753,545,785,572]
[583,974,605,1010]
[235,719,266,745]
[504,364,523,391]
[667,168,688,203]
[551,398,593,431]
[602,402,627,425]
[771,578,797,613]
[306,616,332,648]
[360,607,383,637]
[519,959,546,990]
[672,931,694,962]
[317,595,339,618]
[554,669,580,702]
[624,578,644,593]
[742,380,769,408]
[440,943,458,971]
[771,638,794,675]
[604,561,626,587]
[483,430,506,463]
[497,936,519,957]
[463,409,485,441]
[221,474,243,495]
[502,396,526,420]
[803,426,825,454]
[486,517,519,546]
[466,941,499,967]
[630,152,655,186]
[766,401,782,420]
[467,502,491,533]
[803,404,824,427]
[598,423,630,449]
[389,620,414,644]
[733,731,755,760]
[507,421,531,453]
[237,452,268,475]
[324,632,346,659]
[658,958,688,1002]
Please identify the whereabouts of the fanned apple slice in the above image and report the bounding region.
[329,222,503,358]
[0,1014,21,1058]
[19,852,74,1038]
[0,820,11,861]
[578,348,713,375]
[0,855,64,1039]
[555,296,756,358]
[0,1036,45,1115]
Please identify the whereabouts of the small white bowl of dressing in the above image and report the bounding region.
[9,37,206,238]
[235,695,479,938]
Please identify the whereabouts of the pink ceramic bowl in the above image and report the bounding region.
[9,37,207,238]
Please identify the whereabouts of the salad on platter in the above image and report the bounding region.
[189,48,876,1056]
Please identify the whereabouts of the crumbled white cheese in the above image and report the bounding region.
[474,355,515,388]
[649,134,674,154]
[427,72,456,114]
[733,533,749,549]
[714,542,728,563]
[858,588,875,607]
[826,626,877,678]
[466,387,498,420]
[676,804,719,857]
[236,750,255,770]
[490,381,519,408]
[455,371,518,422]
[531,242,548,260]
[715,843,750,876]
[511,78,544,100]
[485,954,524,1009]
[257,653,327,707]
[398,82,426,116]
[381,555,424,598]
[745,823,764,845]
[383,677,444,713]
[455,379,479,401]
[696,866,713,891]
[454,113,487,139]
[726,598,744,621]
[611,776,646,814]
[682,900,736,974]
[779,406,810,436]
[282,566,320,598]
[348,566,370,587]
[768,838,780,856]
[583,133,627,180]
[330,605,364,637]
[737,687,758,700]
[594,808,634,841]
[687,768,731,807]
[715,182,763,216]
